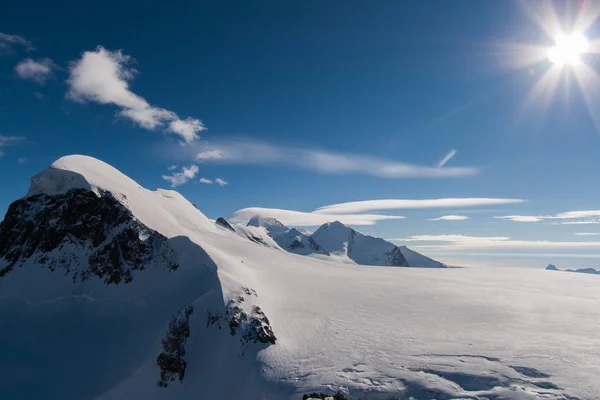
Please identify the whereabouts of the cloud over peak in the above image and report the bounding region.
[66,46,205,143]
[315,198,525,215]
[228,207,404,227]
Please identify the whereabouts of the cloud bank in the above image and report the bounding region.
[228,207,404,227]
[66,46,205,143]
[390,234,600,250]
[194,140,478,179]
[495,210,600,224]
[315,198,525,214]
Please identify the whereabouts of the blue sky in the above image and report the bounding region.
[3,0,600,268]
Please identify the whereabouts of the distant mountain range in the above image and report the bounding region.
[546,264,600,275]
[229,214,446,268]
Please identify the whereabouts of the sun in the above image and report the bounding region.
[547,33,589,66]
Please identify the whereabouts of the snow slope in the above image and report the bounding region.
[1,155,599,400]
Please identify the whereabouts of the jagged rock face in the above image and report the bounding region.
[216,217,235,231]
[207,287,276,356]
[384,246,409,267]
[157,305,194,387]
[0,188,178,283]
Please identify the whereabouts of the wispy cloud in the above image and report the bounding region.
[560,220,600,225]
[315,198,525,214]
[191,140,478,178]
[66,46,205,143]
[15,58,56,84]
[162,165,199,187]
[199,177,213,184]
[215,178,228,186]
[228,207,405,227]
[575,232,600,236]
[0,32,34,54]
[495,210,600,224]
[390,234,600,250]
[437,149,457,168]
[167,165,178,171]
[495,215,544,222]
[17,157,27,164]
[428,215,470,221]
[196,150,224,161]
[0,135,26,157]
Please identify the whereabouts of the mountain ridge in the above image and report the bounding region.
[232,214,445,268]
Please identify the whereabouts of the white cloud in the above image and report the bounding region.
[17,158,27,164]
[199,177,213,184]
[228,207,405,227]
[162,165,199,187]
[196,150,225,161]
[428,215,470,221]
[495,210,600,224]
[66,46,205,143]
[15,58,55,84]
[396,235,511,242]
[314,198,525,214]
[437,149,457,168]
[192,140,478,178]
[575,232,600,236]
[0,32,34,53]
[494,215,544,222]
[559,220,600,225]
[0,135,26,157]
[167,165,178,171]
[215,178,228,186]
[390,234,600,250]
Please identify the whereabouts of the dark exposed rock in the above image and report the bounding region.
[157,305,194,388]
[0,188,178,283]
[207,288,276,355]
[215,217,235,231]
[384,246,409,267]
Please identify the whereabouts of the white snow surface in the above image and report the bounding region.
[1,155,599,400]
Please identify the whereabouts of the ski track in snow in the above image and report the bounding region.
[0,155,599,400]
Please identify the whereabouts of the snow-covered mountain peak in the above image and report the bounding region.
[246,215,289,237]
[27,154,142,198]
[313,220,354,237]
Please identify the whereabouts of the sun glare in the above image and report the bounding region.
[547,33,589,66]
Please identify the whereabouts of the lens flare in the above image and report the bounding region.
[547,33,589,66]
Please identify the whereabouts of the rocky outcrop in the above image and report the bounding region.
[0,188,178,283]
[157,305,194,387]
[207,287,276,355]
[215,217,235,231]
